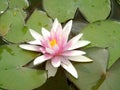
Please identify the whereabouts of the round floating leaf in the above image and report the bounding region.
[43,0,77,22]
[67,47,108,90]
[3,8,26,43]
[43,0,111,22]
[98,58,120,90]
[26,9,52,33]
[8,0,29,9]
[0,8,25,37]
[81,20,120,68]
[0,0,8,14]
[0,9,12,36]
[0,45,47,90]
[77,0,111,22]
[4,9,52,43]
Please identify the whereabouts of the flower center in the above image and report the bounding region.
[49,39,57,47]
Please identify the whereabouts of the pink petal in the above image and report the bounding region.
[62,50,86,56]
[68,40,90,50]
[46,61,58,78]
[29,29,43,40]
[63,20,72,41]
[45,45,59,55]
[51,56,61,67]
[19,44,41,52]
[65,33,83,50]
[39,47,46,54]
[68,56,93,62]
[33,54,52,66]
[45,48,54,54]
[61,58,78,78]
[28,40,42,45]
[51,19,62,40]
[51,18,60,32]
[41,27,50,37]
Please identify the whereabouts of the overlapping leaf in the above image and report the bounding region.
[2,8,26,43]
[0,9,52,43]
[98,58,120,90]
[81,20,120,68]
[0,45,47,90]
[8,0,29,9]
[0,0,8,15]
[66,47,108,90]
[43,0,111,22]
[26,9,52,33]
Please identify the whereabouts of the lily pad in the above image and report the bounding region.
[0,9,12,36]
[26,9,52,33]
[0,0,8,14]
[43,0,111,22]
[98,58,120,90]
[81,20,120,68]
[77,0,111,22]
[66,47,108,90]
[1,9,51,43]
[25,10,52,42]
[43,0,77,22]
[0,45,47,90]
[8,0,29,9]
[3,8,26,43]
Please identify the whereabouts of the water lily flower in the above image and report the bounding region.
[19,19,92,78]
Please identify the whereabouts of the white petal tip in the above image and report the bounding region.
[19,45,25,49]
[54,18,59,21]
[29,29,34,32]
[88,59,93,62]
[33,58,41,66]
[80,33,83,36]
[67,70,78,79]
[33,60,39,66]
[69,20,72,24]
[54,18,60,24]
[86,41,91,45]
[52,63,60,68]
[83,57,93,62]
[47,71,56,78]
[72,73,78,79]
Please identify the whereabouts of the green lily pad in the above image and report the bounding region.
[3,8,26,43]
[66,47,108,90]
[43,0,111,22]
[8,0,29,9]
[0,0,8,14]
[24,10,52,42]
[98,58,120,90]
[0,8,26,37]
[81,20,120,68]
[43,0,76,22]
[26,9,52,33]
[0,45,47,90]
[77,0,111,22]
[0,8,25,37]
[0,9,12,36]
[3,9,52,43]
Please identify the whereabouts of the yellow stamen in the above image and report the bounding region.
[49,39,57,47]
